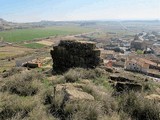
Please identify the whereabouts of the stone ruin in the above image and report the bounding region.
[50,40,102,73]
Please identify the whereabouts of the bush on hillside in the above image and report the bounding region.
[0,93,36,120]
[63,67,106,83]
[1,71,44,96]
[2,67,27,78]
[118,92,160,120]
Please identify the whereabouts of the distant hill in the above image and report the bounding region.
[0,18,16,31]
[1,18,159,32]
[0,18,98,31]
[0,18,33,31]
[0,18,45,31]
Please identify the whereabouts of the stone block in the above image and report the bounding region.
[50,40,102,73]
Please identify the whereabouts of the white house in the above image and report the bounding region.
[125,57,150,74]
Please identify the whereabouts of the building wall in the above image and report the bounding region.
[125,60,149,74]
[125,61,142,72]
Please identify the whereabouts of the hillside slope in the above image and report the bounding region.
[0,67,160,120]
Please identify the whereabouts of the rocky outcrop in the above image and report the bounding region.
[115,82,142,92]
[109,73,144,92]
[110,74,135,82]
[145,94,160,102]
[50,40,102,73]
[56,83,94,101]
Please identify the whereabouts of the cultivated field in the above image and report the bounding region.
[0,26,93,43]
[23,43,46,49]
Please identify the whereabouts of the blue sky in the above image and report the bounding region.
[0,0,159,22]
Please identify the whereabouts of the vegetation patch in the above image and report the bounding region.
[136,50,144,54]
[0,26,93,43]
[1,71,44,96]
[63,68,106,82]
[118,92,160,120]
[23,43,46,49]
[2,67,26,78]
[0,93,36,120]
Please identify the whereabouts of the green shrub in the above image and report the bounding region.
[78,67,106,79]
[118,92,160,120]
[28,104,57,120]
[63,67,106,83]
[0,70,58,120]
[2,67,26,78]
[92,76,113,91]
[82,83,117,115]
[48,90,66,119]
[43,87,55,105]
[64,69,81,83]
[136,50,144,54]
[52,76,66,85]
[2,81,38,96]
[0,93,36,120]
[1,71,44,96]
[142,81,160,94]
[64,100,104,120]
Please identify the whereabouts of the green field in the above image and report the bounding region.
[23,43,46,49]
[0,26,93,43]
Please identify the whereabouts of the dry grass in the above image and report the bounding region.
[118,92,160,120]
[0,67,160,120]
[2,67,27,78]
[82,83,117,115]
[0,70,58,120]
[63,67,106,83]
[0,92,36,120]
[1,71,44,96]
[65,100,104,120]
[0,46,32,59]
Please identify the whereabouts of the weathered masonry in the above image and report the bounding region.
[50,40,102,73]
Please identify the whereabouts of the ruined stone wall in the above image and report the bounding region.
[50,40,102,73]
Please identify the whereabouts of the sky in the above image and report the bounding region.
[0,0,160,22]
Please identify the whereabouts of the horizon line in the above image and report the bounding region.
[1,18,160,23]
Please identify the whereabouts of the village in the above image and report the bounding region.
[100,31,160,80]
[64,31,160,81]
